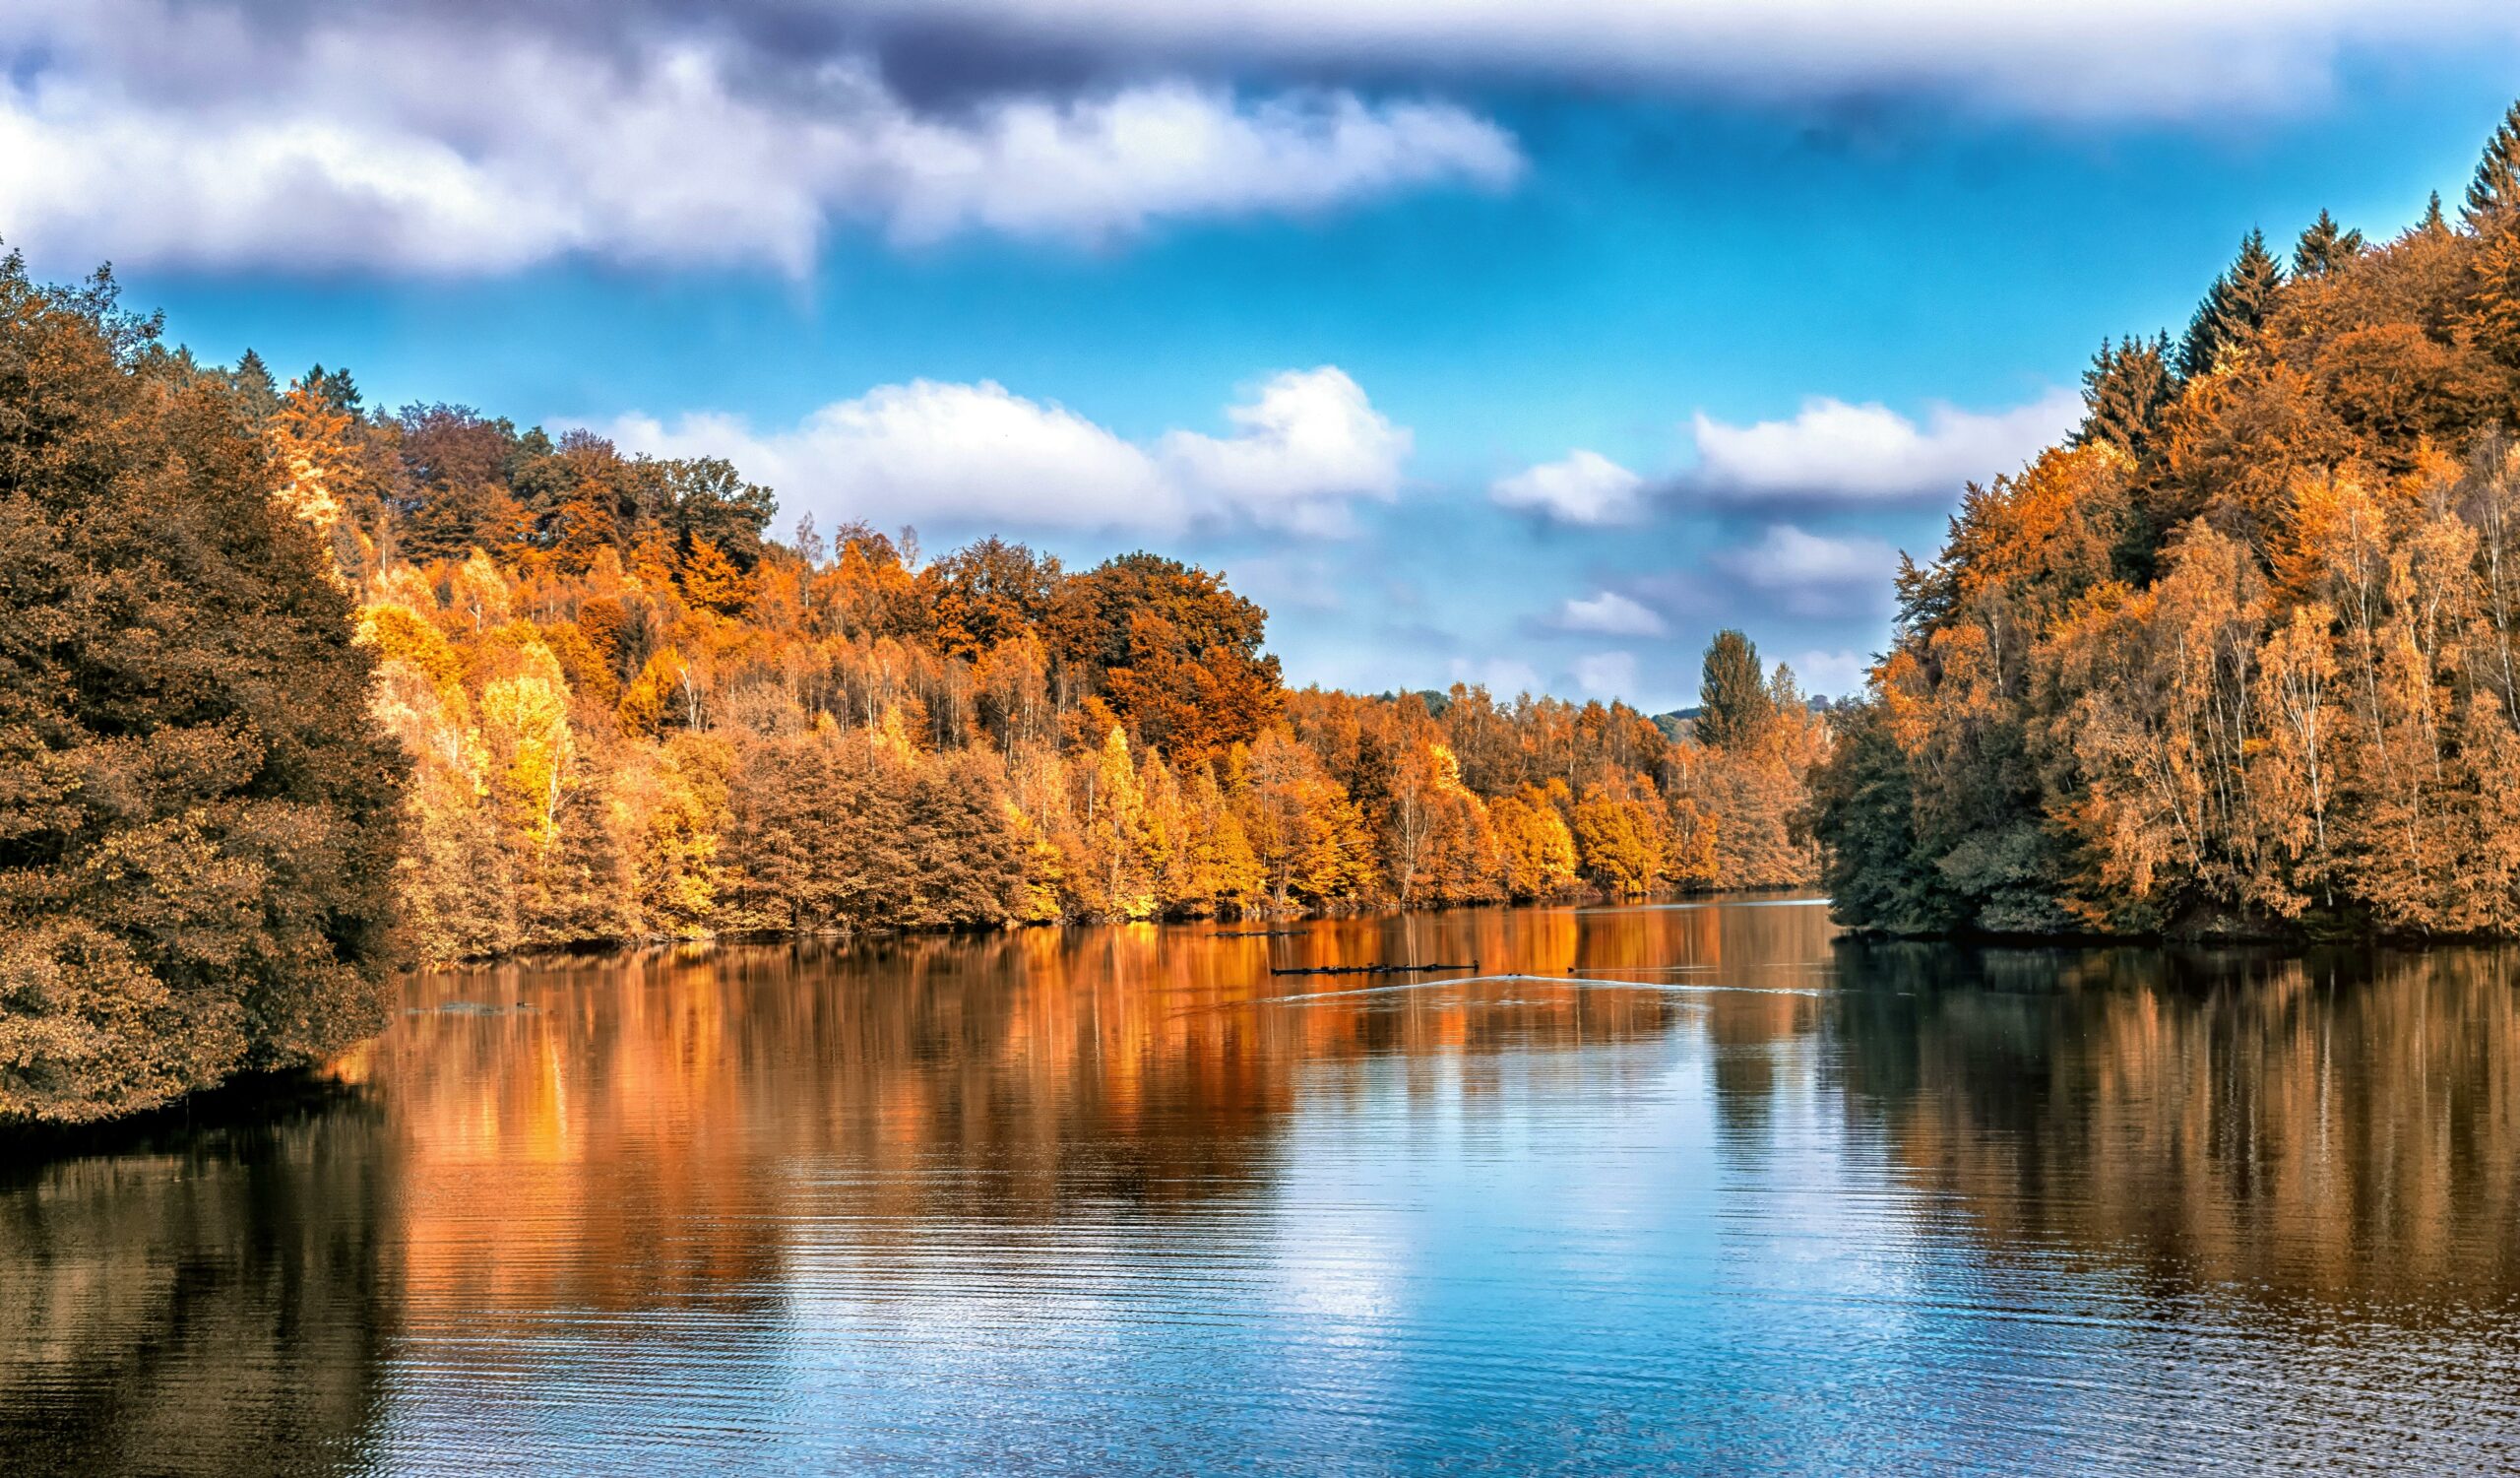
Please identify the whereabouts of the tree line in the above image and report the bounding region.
[0,247,1824,1122]
[326,406,1823,959]
[1812,105,2520,940]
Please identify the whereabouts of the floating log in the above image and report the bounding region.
[1268,961,1478,977]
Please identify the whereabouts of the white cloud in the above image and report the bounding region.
[1491,449,1648,526]
[1689,389,2083,504]
[613,380,1178,534]
[4,0,2472,285]
[0,4,1520,276]
[1713,525,1900,618]
[875,88,1520,249]
[1788,649,1872,702]
[607,366,1408,537]
[1573,651,1639,699]
[1448,656,1544,698]
[845,0,2518,121]
[1554,590,1669,638]
[1223,552,1347,613]
[1159,367,1412,536]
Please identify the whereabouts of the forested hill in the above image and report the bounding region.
[290,386,1822,965]
[1811,106,2520,941]
[4,238,1835,1125]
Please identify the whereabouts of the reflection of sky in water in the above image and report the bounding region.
[8,904,2520,1474]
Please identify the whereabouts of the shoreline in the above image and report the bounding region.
[411,881,1830,970]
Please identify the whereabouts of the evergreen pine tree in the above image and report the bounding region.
[298,362,361,415]
[2292,209,2365,276]
[1695,630,1775,752]
[2465,99,2520,229]
[2071,333,2176,455]
[227,347,282,422]
[2420,190,2451,238]
[2177,228,2286,380]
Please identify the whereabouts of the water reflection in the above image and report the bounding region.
[0,1088,395,1477]
[4,902,2518,1473]
[1833,942,2520,1298]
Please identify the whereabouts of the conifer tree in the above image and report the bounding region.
[2177,228,2286,380]
[2072,333,2176,455]
[2292,210,2365,277]
[297,362,361,415]
[227,348,282,423]
[2420,191,2451,238]
[1694,630,1775,752]
[2465,99,2520,229]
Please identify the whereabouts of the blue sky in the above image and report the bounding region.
[8,4,2520,709]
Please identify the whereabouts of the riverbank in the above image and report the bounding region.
[412,881,1826,969]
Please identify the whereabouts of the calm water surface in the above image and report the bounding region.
[6,897,2520,1474]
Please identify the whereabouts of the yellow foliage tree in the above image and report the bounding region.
[481,673,574,852]
[1572,782,1666,895]
[1490,787,1580,899]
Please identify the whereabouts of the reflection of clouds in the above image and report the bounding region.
[22,904,2520,1471]
[1263,1111,1410,1349]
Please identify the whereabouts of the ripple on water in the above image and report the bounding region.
[6,902,2520,1474]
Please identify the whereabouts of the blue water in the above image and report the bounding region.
[6,899,2518,1474]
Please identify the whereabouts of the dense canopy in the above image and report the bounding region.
[0,256,406,1124]
[0,255,1827,1074]
[1812,114,2520,939]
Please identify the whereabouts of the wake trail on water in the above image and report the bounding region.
[1181,973,1830,1012]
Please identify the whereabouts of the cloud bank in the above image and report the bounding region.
[0,3,1518,275]
[608,366,1409,538]
[1553,590,1669,638]
[1712,525,1901,618]
[7,0,2506,277]
[841,0,2518,121]
[1788,649,1873,701]
[1689,388,2082,504]
[1491,449,1649,527]
[1573,651,1640,699]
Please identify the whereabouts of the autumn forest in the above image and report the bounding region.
[1813,107,2520,943]
[22,105,2520,1124]
[0,247,1819,1123]
[283,372,1826,963]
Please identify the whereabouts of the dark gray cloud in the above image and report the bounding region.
[10,1,2511,279]
[0,0,1518,276]
[452,0,2520,121]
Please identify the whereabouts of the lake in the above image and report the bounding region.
[5,897,2519,1474]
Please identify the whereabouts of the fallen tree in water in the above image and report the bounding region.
[1268,962,1478,977]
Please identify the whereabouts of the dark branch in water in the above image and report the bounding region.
[1269,961,1478,977]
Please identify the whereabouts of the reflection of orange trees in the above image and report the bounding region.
[1846,945,2520,1298]
[357,953,782,1325]
[360,906,1776,1319]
